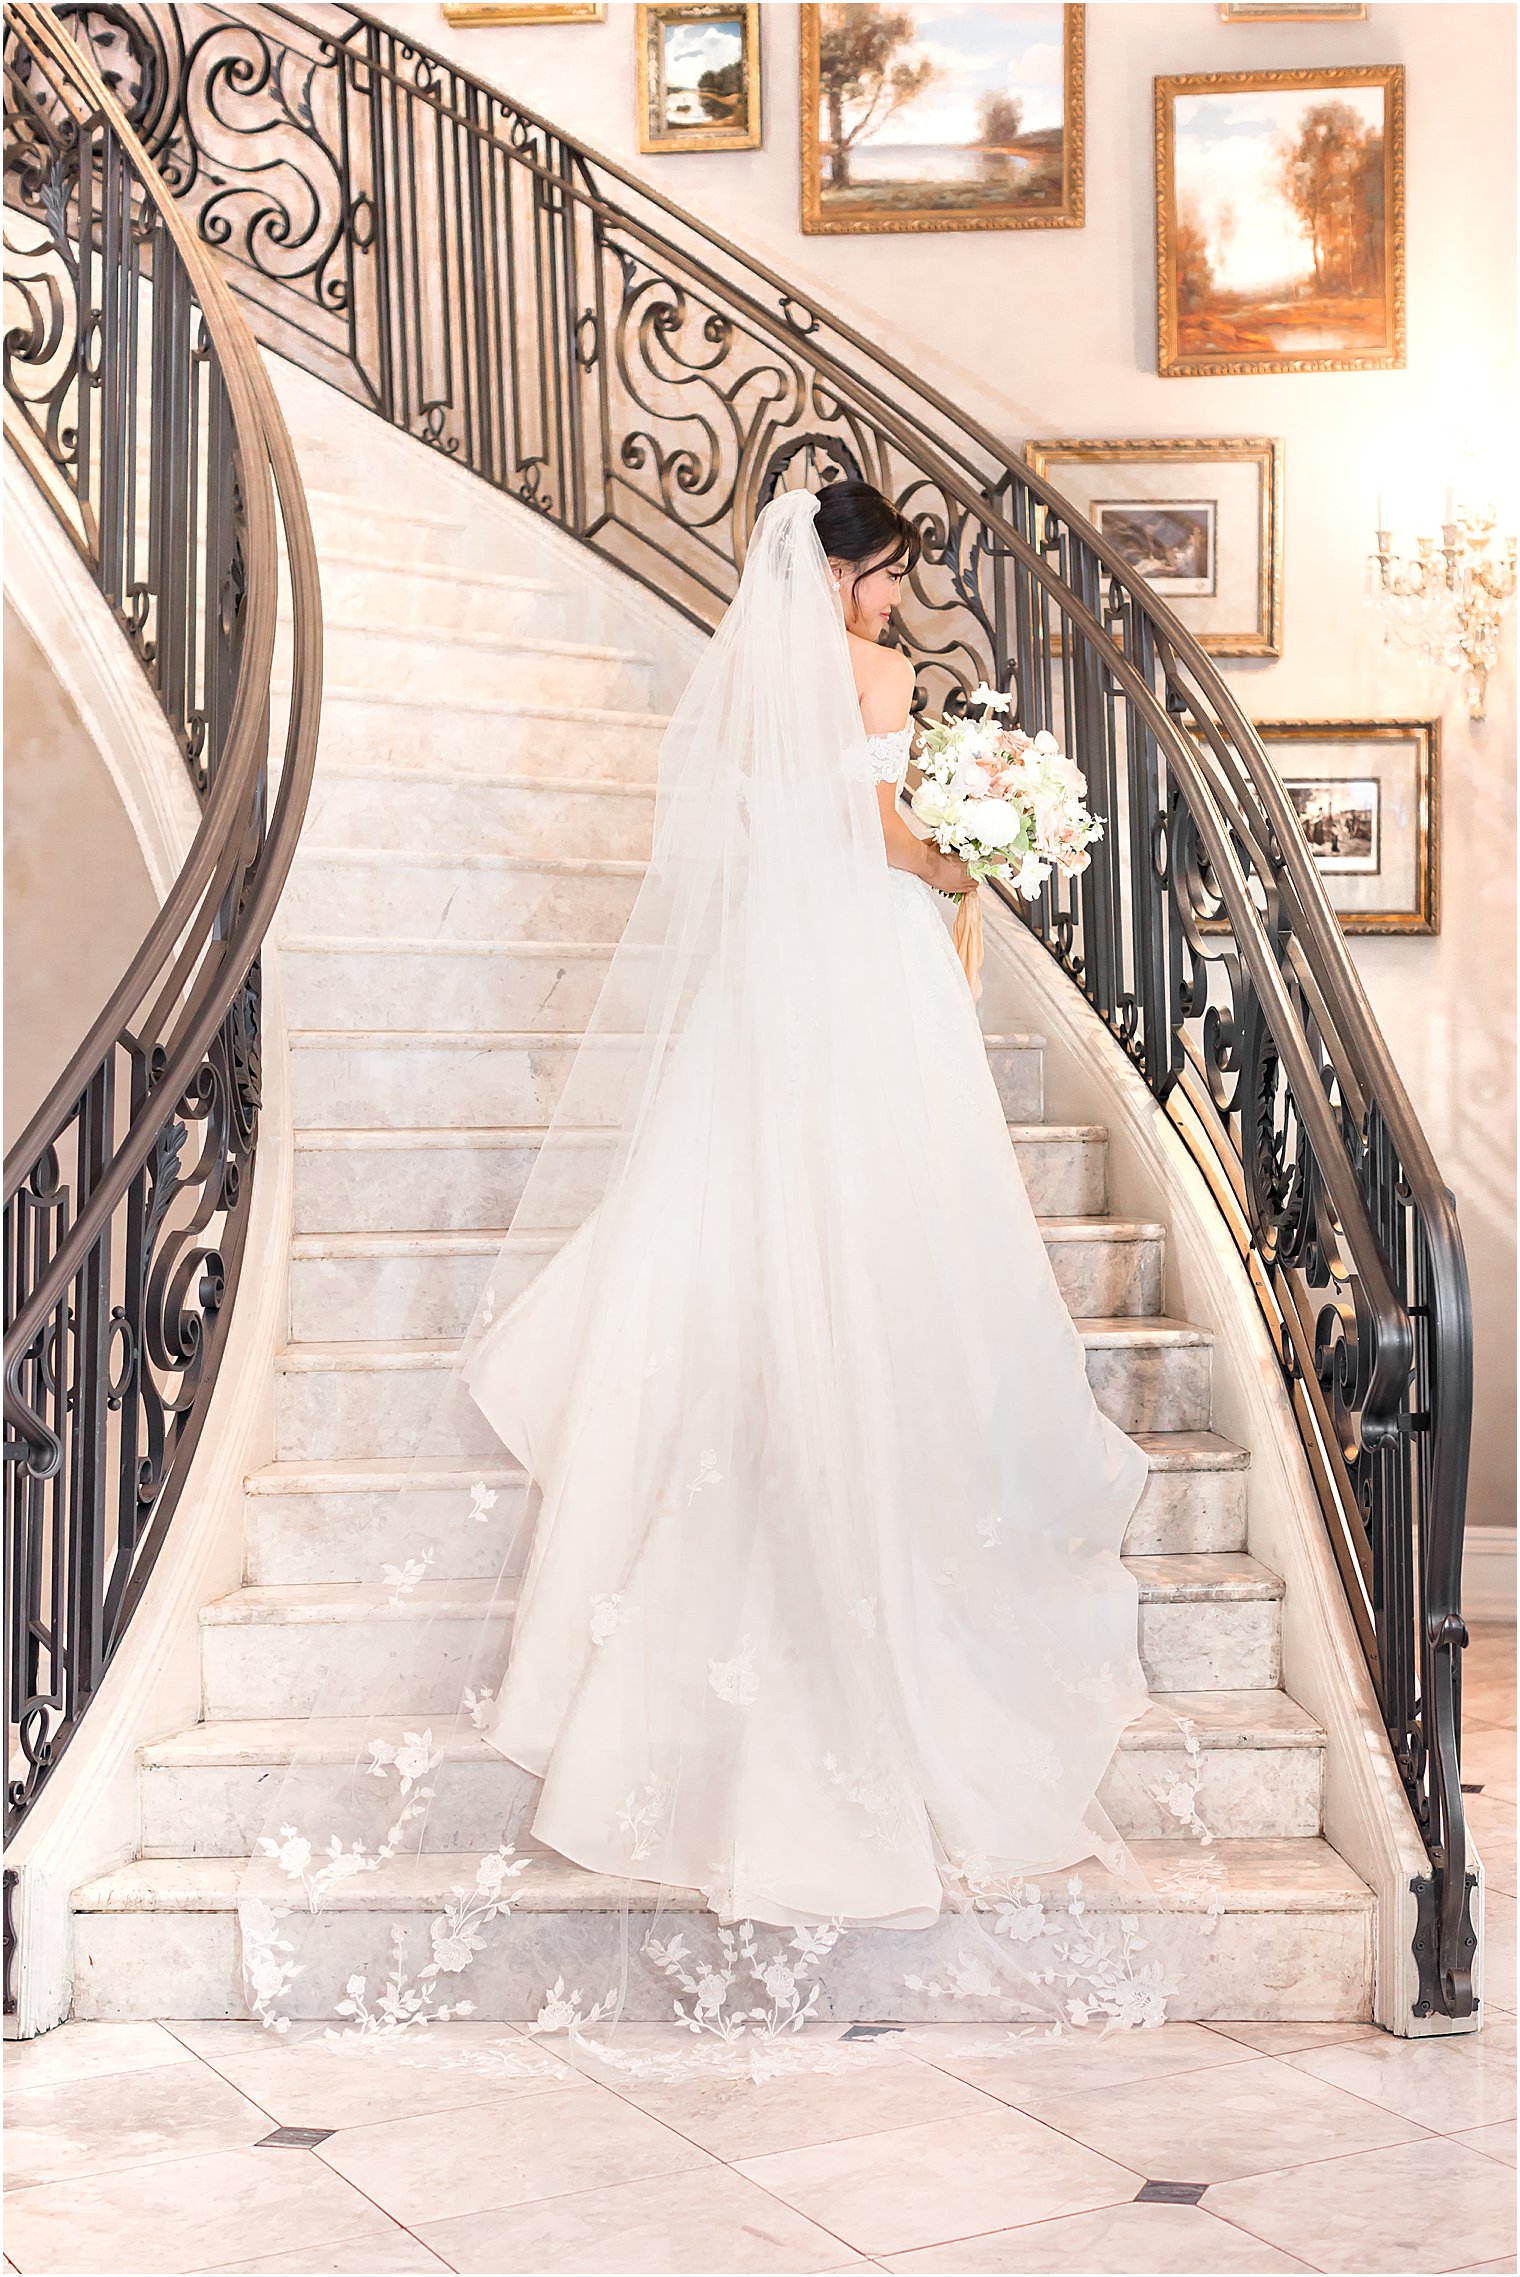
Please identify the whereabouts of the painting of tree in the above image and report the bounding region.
[801,4,1085,234]
[1157,67,1404,376]
[637,4,760,154]
[816,8,936,190]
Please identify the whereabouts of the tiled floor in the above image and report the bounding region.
[6,1629,1514,2276]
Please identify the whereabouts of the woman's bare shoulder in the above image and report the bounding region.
[847,636,915,730]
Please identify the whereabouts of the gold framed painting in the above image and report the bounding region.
[1156,65,1404,376]
[800,3,1085,236]
[442,3,605,21]
[636,4,761,154]
[1219,4,1367,19]
[1262,719,1438,934]
[1024,436,1283,655]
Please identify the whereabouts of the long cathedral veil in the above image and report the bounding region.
[237,488,1219,2079]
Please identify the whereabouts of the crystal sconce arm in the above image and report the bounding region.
[1369,493,1517,721]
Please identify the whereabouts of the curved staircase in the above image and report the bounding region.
[72,390,1374,2025]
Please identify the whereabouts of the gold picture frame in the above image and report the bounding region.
[442,3,605,23]
[1262,719,1438,934]
[1219,3,1367,19]
[1156,66,1405,377]
[800,3,1085,236]
[1024,436,1284,656]
[636,4,761,154]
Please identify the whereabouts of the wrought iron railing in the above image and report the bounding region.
[1,5,322,1875]
[52,0,1475,2019]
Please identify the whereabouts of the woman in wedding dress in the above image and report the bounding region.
[457,480,1154,1934]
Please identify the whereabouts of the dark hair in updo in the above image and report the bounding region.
[813,478,921,609]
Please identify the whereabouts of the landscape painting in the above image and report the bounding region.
[1156,67,1404,375]
[638,5,761,152]
[801,3,1084,234]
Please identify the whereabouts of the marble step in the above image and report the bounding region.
[137,1688,1324,1859]
[242,1431,1248,1587]
[280,621,657,711]
[272,1318,1213,1463]
[70,1839,1376,2024]
[286,1215,1164,1342]
[278,850,647,945]
[287,1030,1046,1130]
[291,1120,1110,1234]
[302,763,657,861]
[287,619,655,705]
[273,1318,1210,1464]
[195,1550,1268,1718]
[295,689,666,782]
[279,939,619,1033]
[281,485,472,568]
[197,1579,513,1719]
[281,551,571,638]
[245,1459,532,1585]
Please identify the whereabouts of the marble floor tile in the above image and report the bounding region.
[1470,1786,1518,1831]
[912,2021,1255,2107]
[174,2025,582,2129]
[1204,2019,1380,2056]
[4,2021,197,2093]
[5,2061,274,2193]
[1484,1891,1517,2013]
[1204,2133,1517,2274]
[1448,2261,1519,2274]
[3,2144,406,2276]
[1451,2121,1517,2166]
[416,2161,864,2272]
[599,2049,1001,2162]
[1463,1676,1518,1734]
[197,2237,450,2275]
[1465,1725,1519,1805]
[1285,2019,1516,2133]
[1472,1798,1519,1901]
[315,2075,711,2228]
[733,2107,1141,2258]
[879,2199,1317,2273]
[1004,2052,1429,2185]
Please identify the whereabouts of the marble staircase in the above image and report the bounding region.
[70,412,1376,2026]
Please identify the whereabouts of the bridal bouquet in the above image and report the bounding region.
[909,685,1104,999]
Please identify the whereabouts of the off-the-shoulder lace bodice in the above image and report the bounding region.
[863,723,914,786]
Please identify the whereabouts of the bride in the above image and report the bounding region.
[453,479,1154,1933]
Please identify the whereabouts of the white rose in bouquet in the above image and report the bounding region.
[909,779,965,835]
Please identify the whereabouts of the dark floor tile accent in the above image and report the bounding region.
[1135,2181,1208,2205]
[840,2023,908,2041]
[256,2126,336,2149]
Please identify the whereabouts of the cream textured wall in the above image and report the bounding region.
[3,604,159,1152]
[393,0,1516,1530]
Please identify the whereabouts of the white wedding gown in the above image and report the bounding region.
[462,719,1154,1932]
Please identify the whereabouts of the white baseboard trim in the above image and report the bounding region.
[1464,1527,1518,1624]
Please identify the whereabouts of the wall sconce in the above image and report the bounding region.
[1369,490,1517,721]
